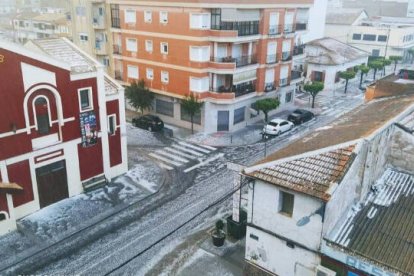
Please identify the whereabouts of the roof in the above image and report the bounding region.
[306,37,368,65]
[32,13,67,24]
[328,168,414,275]
[259,93,414,163]
[325,8,366,25]
[342,0,408,18]
[244,145,355,201]
[269,118,287,123]
[399,111,414,133]
[28,38,98,74]
[104,74,121,96]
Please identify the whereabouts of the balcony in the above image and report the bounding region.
[95,41,107,55]
[295,22,307,31]
[114,70,123,81]
[293,45,305,56]
[281,51,292,62]
[291,70,303,81]
[266,54,278,64]
[211,55,257,68]
[113,44,122,55]
[211,81,256,97]
[279,78,288,87]
[264,82,276,92]
[268,25,281,35]
[211,21,259,36]
[93,17,105,29]
[284,24,294,34]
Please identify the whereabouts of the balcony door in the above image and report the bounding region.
[217,111,229,131]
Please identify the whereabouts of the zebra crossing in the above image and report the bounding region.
[148,141,218,171]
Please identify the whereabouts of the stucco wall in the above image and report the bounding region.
[387,127,414,172]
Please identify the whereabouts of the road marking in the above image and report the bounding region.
[164,147,197,159]
[158,163,174,170]
[155,150,189,163]
[184,153,224,173]
[178,141,211,154]
[172,144,204,157]
[198,144,217,151]
[149,153,183,166]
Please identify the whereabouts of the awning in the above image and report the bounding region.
[221,9,260,22]
[0,182,23,194]
[233,69,257,85]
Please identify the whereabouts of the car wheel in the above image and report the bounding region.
[148,126,152,132]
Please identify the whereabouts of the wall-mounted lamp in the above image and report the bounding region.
[10,123,17,134]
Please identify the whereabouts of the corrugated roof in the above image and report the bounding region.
[325,8,366,25]
[30,38,97,73]
[306,37,369,65]
[329,168,414,275]
[245,145,355,201]
[259,93,414,164]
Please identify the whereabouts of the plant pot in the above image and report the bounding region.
[212,231,226,247]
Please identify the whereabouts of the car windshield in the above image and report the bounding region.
[293,110,303,114]
[268,122,278,127]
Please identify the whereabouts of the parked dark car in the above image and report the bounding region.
[132,115,164,131]
[287,109,314,125]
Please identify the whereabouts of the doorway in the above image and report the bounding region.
[217,111,229,131]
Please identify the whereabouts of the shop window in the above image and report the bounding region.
[233,106,245,125]
[156,99,173,117]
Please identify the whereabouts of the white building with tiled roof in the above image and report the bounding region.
[242,86,414,275]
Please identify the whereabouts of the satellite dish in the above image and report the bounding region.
[296,216,310,227]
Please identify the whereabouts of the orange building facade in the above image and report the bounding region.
[109,0,312,132]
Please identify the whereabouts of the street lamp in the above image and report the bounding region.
[296,204,325,226]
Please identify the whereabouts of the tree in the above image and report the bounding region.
[304,81,324,108]
[368,60,384,80]
[339,70,356,94]
[357,64,370,88]
[125,79,154,114]
[255,98,280,122]
[389,55,403,73]
[382,58,392,76]
[181,93,203,134]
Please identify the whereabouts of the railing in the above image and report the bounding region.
[235,55,257,67]
[211,21,259,36]
[284,24,294,34]
[268,25,281,35]
[266,54,278,64]
[293,45,305,56]
[210,81,256,97]
[281,51,292,61]
[111,17,120,28]
[113,44,122,54]
[114,70,123,81]
[211,56,236,63]
[264,82,276,92]
[279,78,288,87]
[295,22,307,31]
[291,70,303,80]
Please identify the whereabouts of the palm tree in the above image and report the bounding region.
[125,79,154,114]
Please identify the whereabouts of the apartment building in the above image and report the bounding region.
[109,0,315,133]
[0,0,16,14]
[13,12,71,44]
[69,0,112,70]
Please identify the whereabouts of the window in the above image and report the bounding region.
[34,97,50,135]
[363,34,376,41]
[78,88,93,112]
[156,99,174,117]
[160,11,168,23]
[79,33,88,42]
[145,40,153,52]
[279,191,294,216]
[146,68,154,80]
[76,6,86,16]
[144,10,152,23]
[233,107,245,125]
[181,104,201,124]
[211,8,221,29]
[378,35,387,42]
[372,49,380,57]
[285,91,293,103]
[111,4,120,28]
[190,13,210,29]
[125,9,136,24]
[108,115,116,135]
[127,65,139,79]
[190,46,210,62]
[352,33,361,40]
[190,77,209,92]
[126,38,137,52]
[161,71,169,83]
[160,42,168,54]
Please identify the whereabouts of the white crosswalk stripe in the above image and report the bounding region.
[172,144,204,157]
[178,141,211,154]
[155,150,189,163]
[149,153,183,166]
[164,147,197,159]
[197,144,217,151]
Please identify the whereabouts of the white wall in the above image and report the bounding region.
[302,0,328,43]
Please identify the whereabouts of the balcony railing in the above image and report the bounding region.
[284,24,294,34]
[268,25,281,35]
[279,78,288,87]
[293,45,305,56]
[113,44,122,54]
[211,56,236,63]
[266,54,278,64]
[114,70,123,81]
[211,21,259,36]
[291,70,303,81]
[295,22,307,31]
[211,81,256,97]
[264,82,276,92]
[281,51,292,61]
[211,55,257,67]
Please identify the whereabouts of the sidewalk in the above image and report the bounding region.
[0,155,166,271]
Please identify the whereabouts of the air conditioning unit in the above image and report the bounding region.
[315,265,336,276]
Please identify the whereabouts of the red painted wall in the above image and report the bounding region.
[8,160,34,207]
[106,100,122,167]
[77,140,104,180]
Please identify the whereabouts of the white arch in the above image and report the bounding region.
[0,211,9,220]
[24,84,64,134]
[32,95,52,130]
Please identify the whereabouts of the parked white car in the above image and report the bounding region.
[263,118,294,136]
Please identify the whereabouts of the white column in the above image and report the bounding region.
[214,42,218,58]
[0,161,17,233]
[118,86,128,176]
[248,42,253,63]
[213,74,217,91]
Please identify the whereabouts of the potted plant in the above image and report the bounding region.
[212,220,226,247]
